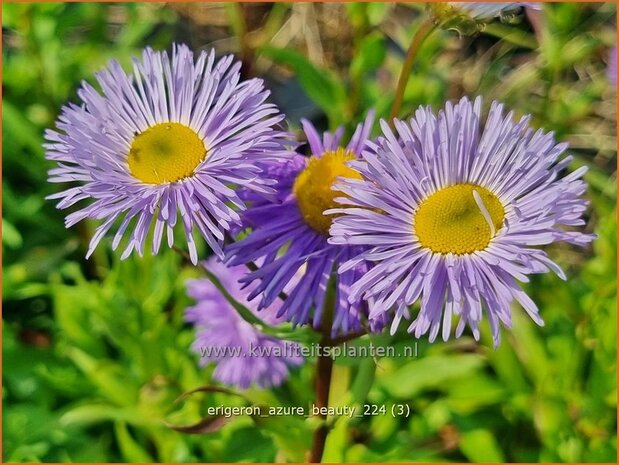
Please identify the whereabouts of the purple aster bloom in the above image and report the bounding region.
[226,112,385,335]
[429,2,540,34]
[185,257,303,389]
[329,97,595,347]
[45,44,292,264]
[451,2,540,20]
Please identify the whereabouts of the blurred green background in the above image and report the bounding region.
[2,2,617,463]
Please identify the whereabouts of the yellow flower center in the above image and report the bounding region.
[127,123,207,184]
[414,184,505,255]
[292,148,362,235]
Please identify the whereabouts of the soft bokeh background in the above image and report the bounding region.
[2,1,616,463]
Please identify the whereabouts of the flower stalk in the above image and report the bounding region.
[309,280,337,463]
[389,19,435,123]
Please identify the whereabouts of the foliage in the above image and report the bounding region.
[2,2,616,463]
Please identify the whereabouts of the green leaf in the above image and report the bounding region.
[350,358,376,404]
[252,414,312,462]
[200,263,273,327]
[379,354,486,398]
[2,100,44,154]
[201,262,318,344]
[176,384,249,403]
[114,422,154,462]
[460,429,506,462]
[322,412,352,462]
[65,348,139,407]
[350,32,387,78]
[484,23,538,49]
[164,415,232,435]
[221,426,277,462]
[366,3,391,25]
[60,404,147,427]
[2,218,23,249]
[334,332,394,366]
[50,281,105,355]
[259,46,346,123]
[444,374,507,412]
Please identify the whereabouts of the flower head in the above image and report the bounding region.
[452,2,538,20]
[226,112,385,335]
[185,257,303,389]
[329,97,595,346]
[429,2,539,35]
[45,44,291,264]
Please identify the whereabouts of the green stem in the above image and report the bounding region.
[309,281,336,463]
[225,3,253,76]
[331,330,367,346]
[224,231,288,301]
[348,8,370,119]
[389,19,436,124]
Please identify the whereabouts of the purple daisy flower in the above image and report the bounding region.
[185,257,303,389]
[451,2,539,20]
[225,112,384,335]
[329,97,595,347]
[429,2,540,34]
[45,44,291,264]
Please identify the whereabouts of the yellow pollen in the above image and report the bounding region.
[127,123,207,184]
[414,183,505,255]
[292,147,362,235]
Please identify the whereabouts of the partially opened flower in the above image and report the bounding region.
[226,112,384,335]
[429,2,539,34]
[329,97,595,346]
[45,44,291,264]
[185,257,303,389]
[449,2,538,20]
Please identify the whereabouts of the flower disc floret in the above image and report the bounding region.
[128,123,207,184]
[293,148,361,235]
[415,184,505,254]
